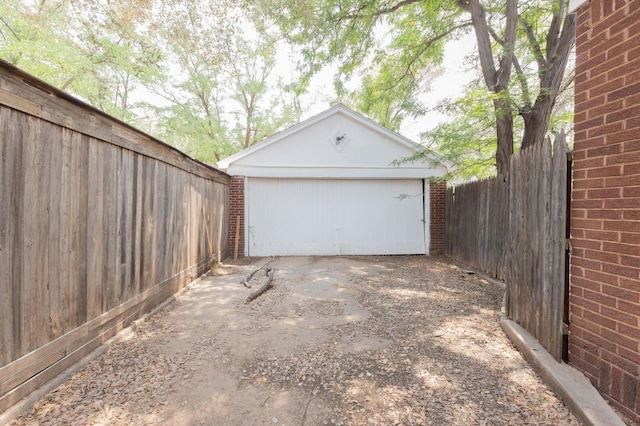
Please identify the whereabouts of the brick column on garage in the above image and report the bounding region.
[228,176,245,258]
[429,181,446,255]
[570,1,640,422]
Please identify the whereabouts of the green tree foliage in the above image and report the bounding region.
[142,0,236,162]
[146,0,303,164]
[226,37,302,151]
[0,0,162,122]
[426,85,501,180]
[0,1,76,80]
[246,0,458,132]
[342,44,444,132]
[1,0,575,172]
[247,0,576,177]
[426,64,574,181]
[0,0,301,163]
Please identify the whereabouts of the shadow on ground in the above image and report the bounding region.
[10,256,579,426]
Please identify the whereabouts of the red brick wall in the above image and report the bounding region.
[228,176,245,258]
[570,1,640,421]
[430,181,446,255]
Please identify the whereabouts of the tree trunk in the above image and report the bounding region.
[521,96,554,150]
[521,10,575,151]
[494,96,514,175]
[461,0,517,175]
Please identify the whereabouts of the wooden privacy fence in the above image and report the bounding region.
[0,60,229,413]
[445,175,509,281]
[446,135,569,361]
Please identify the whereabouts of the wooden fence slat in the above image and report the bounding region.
[11,110,26,361]
[155,162,168,286]
[102,144,116,311]
[120,150,134,303]
[0,107,15,366]
[549,135,568,361]
[22,116,40,355]
[166,171,178,278]
[0,107,8,364]
[76,133,90,326]
[140,159,154,292]
[132,154,143,296]
[46,125,62,341]
[35,123,52,348]
[112,147,123,309]
[86,139,105,322]
[67,130,82,333]
[58,128,72,336]
[543,141,551,347]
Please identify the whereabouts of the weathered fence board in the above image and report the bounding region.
[0,59,229,413]
[446,177,509,280]
[446,136,569,361]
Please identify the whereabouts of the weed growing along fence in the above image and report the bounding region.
[0,60,229,413]
[446,135,569,361]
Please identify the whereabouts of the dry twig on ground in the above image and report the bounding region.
[246,268,275,303]
[242,257,276,288]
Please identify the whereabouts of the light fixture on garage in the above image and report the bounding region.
[329,130,349,152]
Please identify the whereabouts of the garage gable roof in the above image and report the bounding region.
[218,104,449,179]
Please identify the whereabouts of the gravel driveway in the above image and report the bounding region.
[10,256,579,425]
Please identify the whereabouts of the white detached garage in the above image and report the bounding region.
[218,105,449,257]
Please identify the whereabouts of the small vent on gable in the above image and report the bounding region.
[329,130,349,152]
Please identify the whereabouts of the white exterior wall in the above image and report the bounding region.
[222,108,448,179]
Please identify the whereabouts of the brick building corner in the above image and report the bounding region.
[570,1,640,422]
[228,176,245,258]
[430,181,447,255]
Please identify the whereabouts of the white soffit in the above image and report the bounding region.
[226,165,447,179]
[569,0,587,13]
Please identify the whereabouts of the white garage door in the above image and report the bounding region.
[246,178,428,256]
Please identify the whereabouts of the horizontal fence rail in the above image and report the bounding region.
[0,60,230,413]
[446,136,568,361]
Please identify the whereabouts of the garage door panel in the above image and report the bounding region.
[248,179,336,253]
[247,178,426,256]
[334,180,423,252]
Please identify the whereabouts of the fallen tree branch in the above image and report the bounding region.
[242,257,276,288]
[246,268,275,303]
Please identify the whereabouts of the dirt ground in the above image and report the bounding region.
[10,256,580,425]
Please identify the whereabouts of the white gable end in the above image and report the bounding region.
[219,105,448,179]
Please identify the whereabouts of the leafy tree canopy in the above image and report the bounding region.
[0,0,162,121]
[246,0,576,178]
[1,0,575,174]
[0,0,302,164]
